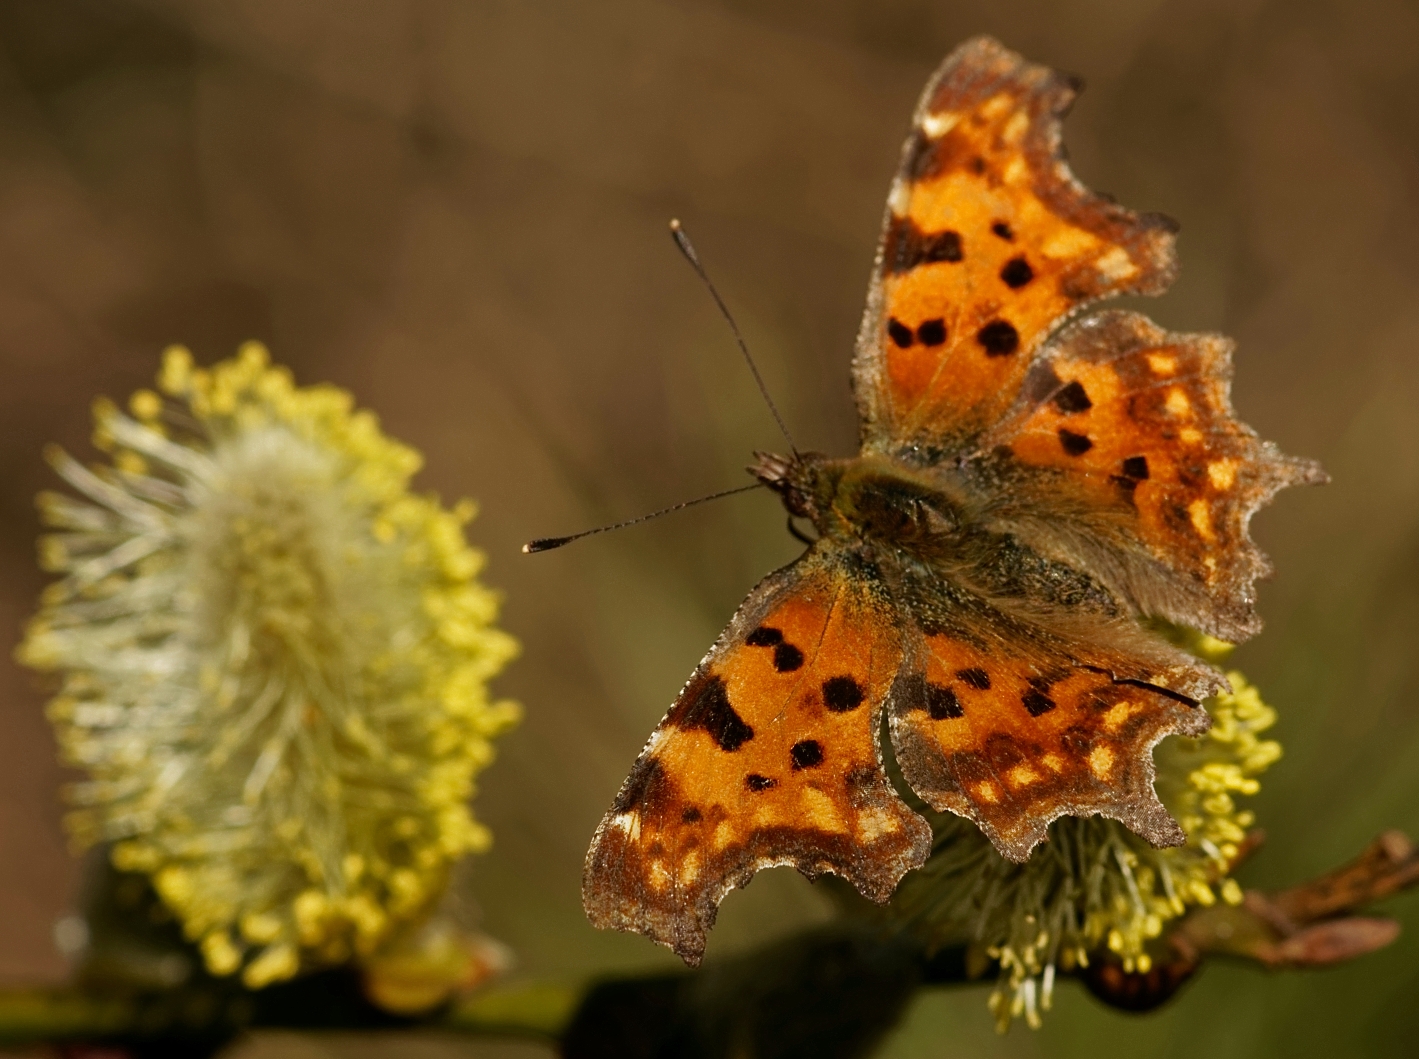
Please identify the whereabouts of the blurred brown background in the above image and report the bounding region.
[0,0,1416,1055]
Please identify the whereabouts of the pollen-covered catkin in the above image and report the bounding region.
[20,343,519,988]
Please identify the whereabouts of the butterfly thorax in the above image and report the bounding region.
[752,450,1130,617]
[751,450,969,552]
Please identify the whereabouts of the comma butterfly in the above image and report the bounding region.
[581,36,1325,965]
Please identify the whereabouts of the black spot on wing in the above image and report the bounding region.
[1111,455,1151,503]
[916,318,947,346]
[744,773,776,792]
[1022,687,1057,717]
[790,740,824,770]
[900,672,963,720]
[1053,380,1093,415]
[957,667,991,690]
[887,318,914,349]
[921,231,964,264]
[1000,257,1034,288]
[673,674,754,751]
[774,643,805,672]
[977,320,1019,356]
[746,626,783,647]
[1058,428,1094,456]
[991,221,1014,241]
[822,676,866,713]
[928,684,963,720]
[681,806,702,823]
[883,216,963,274]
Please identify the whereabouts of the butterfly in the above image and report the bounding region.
[581,35,1324,966]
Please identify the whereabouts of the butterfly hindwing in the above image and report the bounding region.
[852,36,1178,451]
[884,584,1219,862]
[971,311,1328,641]
[582,549,932,965]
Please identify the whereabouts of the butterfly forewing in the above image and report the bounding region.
[582,549,931,965]
[852,37,1178,450]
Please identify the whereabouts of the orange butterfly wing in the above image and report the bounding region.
[852,36,1177,448]
[881,562,1219,862]
[970,311,1326,641]
[582,551,931,965]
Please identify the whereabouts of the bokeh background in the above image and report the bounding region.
[1,0,1416,1055]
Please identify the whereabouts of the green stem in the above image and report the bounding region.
[0,978,583,1049]
[0,989,140,1047]
[439,980,582,1039]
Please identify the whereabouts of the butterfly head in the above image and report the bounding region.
[748,450,839,524]
[752,449,969,548]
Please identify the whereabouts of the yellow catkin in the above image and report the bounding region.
[19,343,520,986]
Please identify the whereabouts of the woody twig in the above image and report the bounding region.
[1174,828,1419,968]
[1084,829,1419,1011]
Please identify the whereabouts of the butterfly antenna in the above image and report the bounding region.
[523,482,762,553]
[669,219,798,455]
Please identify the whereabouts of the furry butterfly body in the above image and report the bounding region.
[582,36,1323,965]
